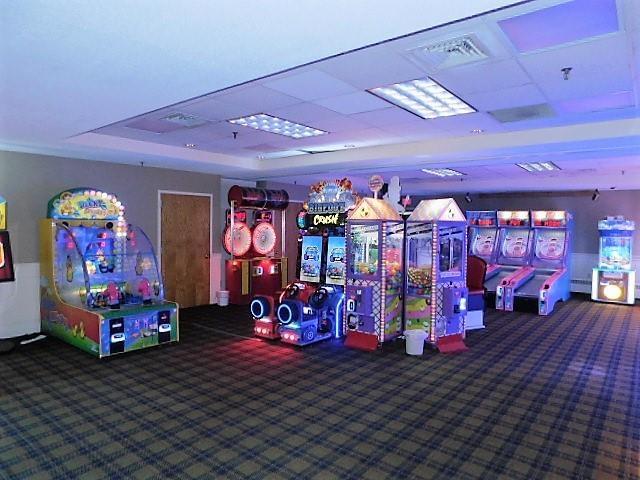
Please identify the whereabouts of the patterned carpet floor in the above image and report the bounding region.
[0,298,638,479]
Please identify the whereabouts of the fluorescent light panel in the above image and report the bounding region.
[517,162,561,172]
[421,168,465,177]
[369,78,475,119]
[228,113,327,138]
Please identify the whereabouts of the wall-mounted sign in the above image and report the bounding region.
[47,188,124,220]
[307,202,345,214]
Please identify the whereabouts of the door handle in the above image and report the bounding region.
[204,254,210,259]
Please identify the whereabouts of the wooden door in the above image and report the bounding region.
[161,193,211,308]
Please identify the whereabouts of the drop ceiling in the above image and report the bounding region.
[1,0,639,193]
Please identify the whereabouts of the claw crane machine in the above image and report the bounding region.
[404,198,468,353]
[592,216,636,304]
[40,188,179,357]
[344,176,404,351]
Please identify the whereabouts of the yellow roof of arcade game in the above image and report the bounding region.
[407,198,466,222]
[348,197,402,221]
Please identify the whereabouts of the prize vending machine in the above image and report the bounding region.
[467,211,499,278]
[592,216,636,305]
[40,188,179,357]
[344,198,404,351]
[274,179,356,346]
[404,199,468,353]
[223,186,289,305]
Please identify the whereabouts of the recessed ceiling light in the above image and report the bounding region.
[343,144,356,148]
[421,168,465,177]
[516,162,561,172]
[184,143,197,148]
[470,128,484,134]
[368,78,475,119]
[228,113,327,139]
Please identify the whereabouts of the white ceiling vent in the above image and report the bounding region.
[489,103,556,123]
[408,35,489,71]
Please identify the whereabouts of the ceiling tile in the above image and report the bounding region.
[554,91,635,114]
[536,70,633,102]
[351,107,421,127]
[431,59,531,96]
[316,46,428,89]
[178,98,256,121]
[465,84,546,111]
[263,69,358,101]
[313,92,390,115]
[213,85,302,112]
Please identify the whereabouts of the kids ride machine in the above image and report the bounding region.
[344,194,404,351]
[40,188,179,357]
[501,211,573,315]
[224,186,289,305]
[405,199,468,353]
[592,216,636,305]
[262,179,356,346]
[487,210,533,309]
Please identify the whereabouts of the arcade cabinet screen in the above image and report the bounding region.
[350,224,379,277]
[325,236,346,285]
[535,230,566,261]
[300,236,322,283]
[471,230,497,258]
[502,229,531,259]
[0,231,15,282]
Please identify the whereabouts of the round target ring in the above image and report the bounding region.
[252,222,277,256]
[223,222,252,256]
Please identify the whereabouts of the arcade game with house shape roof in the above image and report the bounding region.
[40,188,178,357]
[501,211,573,315]
[405,199,469,353]
[344,197,404,351]
[592,216,636,305]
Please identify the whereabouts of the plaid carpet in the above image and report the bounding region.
[0,298,638,480]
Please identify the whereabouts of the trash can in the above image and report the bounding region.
[404,330,427,356]
[218,290,230,306]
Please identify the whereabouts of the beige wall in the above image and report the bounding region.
[0,150,222,264]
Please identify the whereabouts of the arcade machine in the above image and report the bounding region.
[487,211,534,310]
[404,199,468,353]
[344,197,404,351]
[0,195,15,284]
[592,216,636,305]
[467,211,500,279]
[501,211,572,315]
[40,188,179,357]
[274,179,356,346]
[224,186,289,305]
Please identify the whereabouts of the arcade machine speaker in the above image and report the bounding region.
[251,295,280,339]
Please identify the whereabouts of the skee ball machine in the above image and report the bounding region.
[40,188,178,357]
[344,197,404,351]
[467,211,499,278]
[405,199,468,353]
[224,186,289,305]
[592,216,636,305]
[274,179,356,346]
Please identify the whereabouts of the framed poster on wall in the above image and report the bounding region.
[0,231,15,283]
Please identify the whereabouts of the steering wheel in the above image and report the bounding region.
[310,287,328,308]
[285,283,301,299]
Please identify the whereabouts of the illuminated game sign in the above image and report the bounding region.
[0,195,6,230]
[307,212,346,228]
[47,188,125,220]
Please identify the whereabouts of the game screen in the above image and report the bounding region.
[299,235,322,283]
[470,230,497,259]
[0,231,15,283]
[599,235,632,270]
[501,228,532,259]
[325,236,346,285]
[349,224,379,277]
[535,230,566,261]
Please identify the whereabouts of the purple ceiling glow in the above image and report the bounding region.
[555,91,634,114]
[499,0,618,53]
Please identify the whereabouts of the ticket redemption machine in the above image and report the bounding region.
[404,199,468,353]
[224,186,289,305]
[488,211,534,309]
[40,188,179,357]
[592,216,636,305]
[274,179,355,346]
[467,211,499,278]
[502,211,572,315]
[344,198,404,351]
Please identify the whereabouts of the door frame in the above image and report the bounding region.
[157,190,215,304]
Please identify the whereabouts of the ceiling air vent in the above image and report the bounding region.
[161,112,208,128]
[489,103,555,123]
[408,35,488,70]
